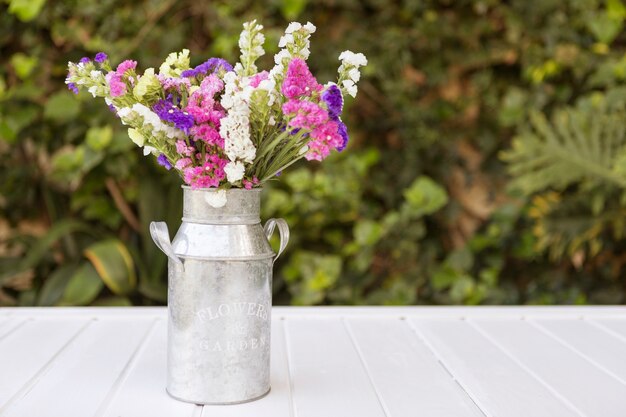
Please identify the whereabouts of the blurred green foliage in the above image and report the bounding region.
[3,0,626,306]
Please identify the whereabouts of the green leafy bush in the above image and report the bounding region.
[3,0,626,306]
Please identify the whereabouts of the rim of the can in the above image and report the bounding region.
[181,185,263,192]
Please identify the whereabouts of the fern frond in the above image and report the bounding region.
[502,108,626,195]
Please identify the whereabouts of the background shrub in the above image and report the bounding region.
[2,0,626,306]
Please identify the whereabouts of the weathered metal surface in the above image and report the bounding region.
[151,187,289,405]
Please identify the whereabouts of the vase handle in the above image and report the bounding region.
[263,218,290,264]
[150,221,182,266]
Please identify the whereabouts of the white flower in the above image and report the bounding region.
[278,34,294,48]
[339,50,368,67]
[90,70,102,80]
[88,86,98,97]
[158,49,190,77]
[285,22,302,34]
[117,107,132,120]
[303,22,316,33]
[128,128,145,147]
[143,146,157,156]
[220,72,257,182]
[348,68,361,82]
[205,190,227,208]
[342,80,358,98]
[274,49,291,65]
[224,161,246,183]
[238,20,266,76]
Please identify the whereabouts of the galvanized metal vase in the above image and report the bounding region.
[150,186,289,405]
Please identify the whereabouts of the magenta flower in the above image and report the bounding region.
[281,58,322,99]
[116,60,137,75]
[249,71,269,88]
[105,72,126,97]
[183,154,227,188]
[282,100,328,130]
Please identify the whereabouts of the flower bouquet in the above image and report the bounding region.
[65,21,367,190]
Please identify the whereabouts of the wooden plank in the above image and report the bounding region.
[0,317,11,332]
[346,317,484,417]
[591,318,626,341]
[1,316,155,417]
[409,318,579,417]
[200,318,293,417]
[284,317,386,417]
[0,318,30,341]
[0,318,90,408]
[533,318,626,383]
[97,319,196,417]
[473,318,626,417]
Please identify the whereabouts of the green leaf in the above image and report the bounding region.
[10,53,38,79]
[0,219,91,284]
[2,105,39,138]
[403,176,449,216]
[353,219,383,246]
[280,0,307,19]
[38,264,79,306]
[84,239,137,295]
[92,296,133,306]
[85,126,113,151]
[0,120,16,144]
[7,0,46,22]
[587,11,624,44]
[503,108,626,195]
[44,91,80,122]
[58,262,104,306]
[283,251,342,305]
[608,0,626,20]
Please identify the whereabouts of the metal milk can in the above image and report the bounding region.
[150,187,289,405]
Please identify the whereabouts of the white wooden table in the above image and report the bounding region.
[1,307,626,417]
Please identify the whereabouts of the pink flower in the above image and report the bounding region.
[191,124,224,147]
[281,58,322,99]
[116,60,137,75]
[158,75,192,92]
[200,74,224,97]
[282,100,329,130]
[306,120,342,161]
[249,71,269,88]
[242,176,259,190]
[183,154,227,188]
[105,72,126,97]
[175,140,194,156]
[175,158,192,170]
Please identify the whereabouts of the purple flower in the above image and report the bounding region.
[336,120,349,151]
[79,57,90,64]
[182,58,233,78]
[153,99,194,134]
[180,69,197,78]
[94,52,108,63]
[67,82,79,94]
[322,84,343,119]
[108,104,117,115]
[157,154,173,170]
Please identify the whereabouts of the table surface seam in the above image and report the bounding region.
[406,319,492,417]
[466,319,588,417]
